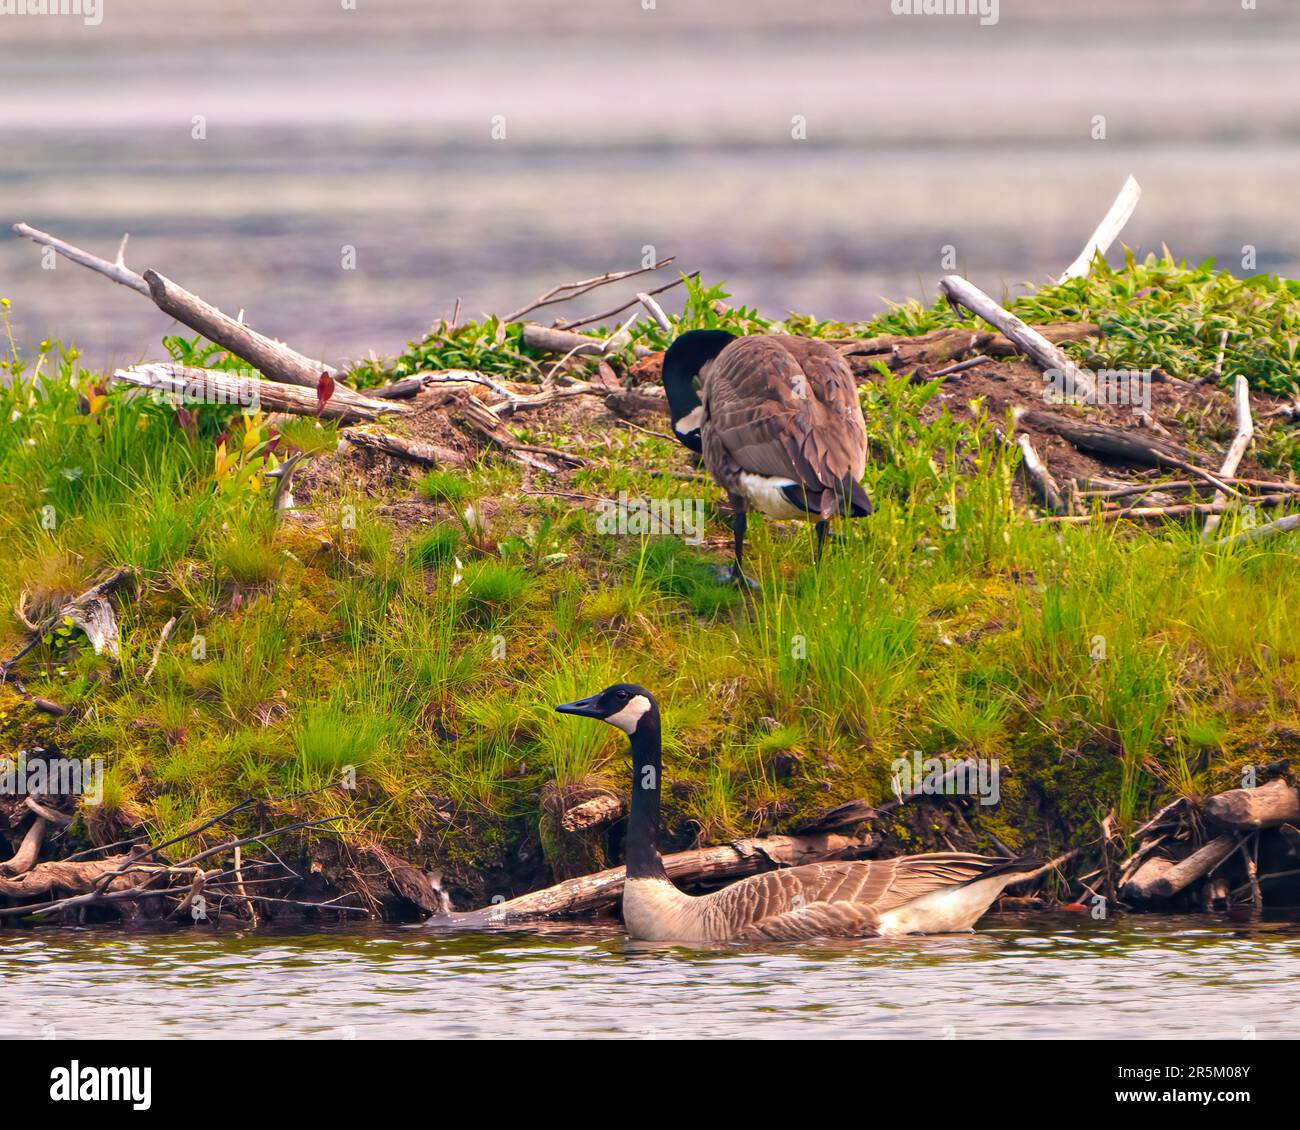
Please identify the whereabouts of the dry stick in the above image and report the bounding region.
[937,275,1098,403]
[636,291,673,334]
[504,257,675,323]
[113,364,401,425]
[1038,494,1290,524]
[1212,330,1229,384]
[1203,375,1254,540]
[11,221,149,295]
[926,355,992,380]
[556,271,700,332]
[142,616,177,684]
[231,845,255,924]
[1059,174,1143,281]
[1010,430,1072,515]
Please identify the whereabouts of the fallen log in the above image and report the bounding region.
[1119,854,1175,901]
[12,223,339,389]
[0,853,142,904]
[938,275,1098,402]
[1018,410,1239,497]
[1219,512,1300,549]
[437,830,878,922]
[143,270,338,389]
[834,322,1100,377]
[113,364,402,424]
[1204,778,1300,830]
[1144,834,1237,899]
[342,429,466,468]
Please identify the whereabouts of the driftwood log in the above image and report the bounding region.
[1143,834,1238,899]
[1119,855,1176,901]
[832,321,1100,378]
[1017,411,1238,497]
[113,364,402,424]
[938,275,1098,402]
[1220,512,1300,549]
[438,830,879,923]
[12,223,339,388]
[342,429,465,468]
[1204,778,1300,830]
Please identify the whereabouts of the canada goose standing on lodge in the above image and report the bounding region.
[556,683,1035,943]
[662,330,872,581]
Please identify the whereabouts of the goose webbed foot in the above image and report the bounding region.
[712,562,759,591]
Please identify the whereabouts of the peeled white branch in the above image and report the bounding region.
[1203,376,1255,540]
[1059,175,1142,281]
[938,275,1097,402]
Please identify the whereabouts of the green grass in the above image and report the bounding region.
[2,262,1299,890]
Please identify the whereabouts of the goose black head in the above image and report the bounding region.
[555,683,658,736]
[661,329,735,454]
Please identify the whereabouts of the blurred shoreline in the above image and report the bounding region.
[2,1,1298,369]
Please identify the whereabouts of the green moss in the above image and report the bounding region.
[3,262,1300,893]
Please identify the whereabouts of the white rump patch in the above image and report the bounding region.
[605,694,653,734]
[737,473,811,520]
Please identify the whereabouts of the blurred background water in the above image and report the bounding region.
[0,0,1297,371]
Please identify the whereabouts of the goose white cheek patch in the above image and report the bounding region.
[605,695,652,734]
[674,406,703,435]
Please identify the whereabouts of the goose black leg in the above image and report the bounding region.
[815,519,829,563]
[715,510,759,590]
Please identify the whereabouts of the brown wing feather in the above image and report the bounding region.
[698,853,1011,941]
[701,336,867,494]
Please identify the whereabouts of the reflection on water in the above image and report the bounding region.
[1,913,1296,1039]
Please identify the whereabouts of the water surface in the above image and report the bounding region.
[2,912,1296,1039]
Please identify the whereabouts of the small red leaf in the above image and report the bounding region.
[316,371,336,416]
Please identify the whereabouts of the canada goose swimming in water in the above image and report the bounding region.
[556,683,1034,942]
[662,330,871,582]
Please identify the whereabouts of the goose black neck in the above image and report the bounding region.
[625,714,668,881]
[662,329,734,452]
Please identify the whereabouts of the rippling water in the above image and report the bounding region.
[2,913,1297,1039]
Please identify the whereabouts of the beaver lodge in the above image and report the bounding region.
[3,180,1300,928]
